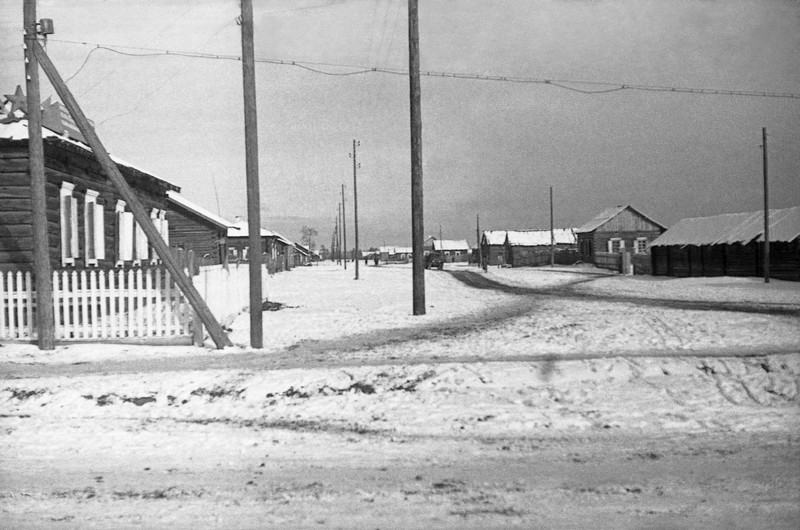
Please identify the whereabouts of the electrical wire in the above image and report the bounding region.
[49,38,800,99]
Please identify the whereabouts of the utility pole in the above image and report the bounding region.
[550,186,555,267]
[408,0,425,315]
[762,127,770,283]
[341,184,347,269]
[336,204,341,265]
[23,0,54,350]
[240,0,263,348]
[351,139,361,280]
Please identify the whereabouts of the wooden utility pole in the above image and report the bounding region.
[23,0,54,350]
[408,0,425,315]
[34,42,232,348]
[550,186,555,267]
[762,127,770,283]
[240,0,263,347]
[351,139,360,280]
[337,202,342,265]
[341,184,347,268]
[476,214,482,268]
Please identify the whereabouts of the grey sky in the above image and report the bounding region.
[2,0,798,248]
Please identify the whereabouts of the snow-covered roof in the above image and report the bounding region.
[432,239,470,251]
[506,229,577,246]
[574,205,666,234]
[166,191,237,230]
[226,219,272,238]
[380,246,413,254]
[482,231,507,246]
[0,119,177,191]
[649,206,800,247]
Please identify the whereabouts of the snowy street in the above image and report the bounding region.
[2,263,799,528]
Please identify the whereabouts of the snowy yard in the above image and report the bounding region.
[1,262,799,528]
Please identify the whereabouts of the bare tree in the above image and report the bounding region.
[301,225,318,251]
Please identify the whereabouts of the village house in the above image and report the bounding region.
[379,246,413,263]
[424,237,471,263]
[1,88,178,272]
[505,229,578,267]
[226,218,295,273]
[165,190,237,267]
[648,206,799,281]
[575,205,666,268]
[480,230,507,266]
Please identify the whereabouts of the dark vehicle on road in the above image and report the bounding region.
[425,252,444,270]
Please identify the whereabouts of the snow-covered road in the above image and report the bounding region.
[2,263,799,528]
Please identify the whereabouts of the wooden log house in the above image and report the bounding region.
[575,205,666,266]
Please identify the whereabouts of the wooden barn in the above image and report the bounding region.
[648,207,800,281]
[165,191,237,267]
[1,99,177,272]
[226,219,295,273]
[480,231,507,266]
[575,205,666,265]
[505,229,578,268]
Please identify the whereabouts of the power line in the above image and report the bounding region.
[49,38,800,99]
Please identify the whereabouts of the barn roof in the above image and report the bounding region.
[648,206,800,247]
[432,239,470,251]
[166,191,237,230]
[574,205,666,234]
[482,231,507,246]
[380,246,413,254]
[506,229,577,246]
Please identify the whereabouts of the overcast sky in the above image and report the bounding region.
[2,0,799,249]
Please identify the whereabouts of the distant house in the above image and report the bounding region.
[505,229,578,267]
[165,191,237,267]
[226,218,269,264]
[1,91,178,272]
[481,231,507,266]
[575,205,666,264]
[293,242,312,267]
[648,207,800,281]
[379,246,413,263]
[424,237,471,263]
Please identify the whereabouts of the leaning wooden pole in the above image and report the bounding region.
[762,127,770,284]
[240,0,264,347]
[24,0,55,349]
[33,41,232,349]
[408,0,425,315]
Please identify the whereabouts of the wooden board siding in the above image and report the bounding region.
[771,241,800,281]
[1,141,172,271]
[481,244,506,266]
[651,241,797,281]
[724,243,759,277]
[651,247,669,276]
[166,207,226,266]
[700,245,726,276]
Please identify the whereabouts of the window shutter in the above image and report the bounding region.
[94,204,106,260]
[61,194,72,263]
[607,240,613,252]
[119,212,134,261]
[135,222,149,261]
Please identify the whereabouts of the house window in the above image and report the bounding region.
[116,200,133,265]
[635,237,648,254]
[608,238,624,253]
[60,182,78,266]
[148,209,169,264]
[83,190,105,266]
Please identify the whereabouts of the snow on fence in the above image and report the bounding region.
[0,264,264,342]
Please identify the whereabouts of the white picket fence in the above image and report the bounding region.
[0,264,262,342]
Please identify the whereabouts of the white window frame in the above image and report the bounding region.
[635,237,648,254]
[608,238,624,253]
[83,190,105,266]
[60,182,78,266]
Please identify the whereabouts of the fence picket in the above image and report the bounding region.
[14,272,23,339]
[0,272,7,339]
[25,271,34,339]
[145,268,154,336]
[155,268,163,337]
[89,270,98,338]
